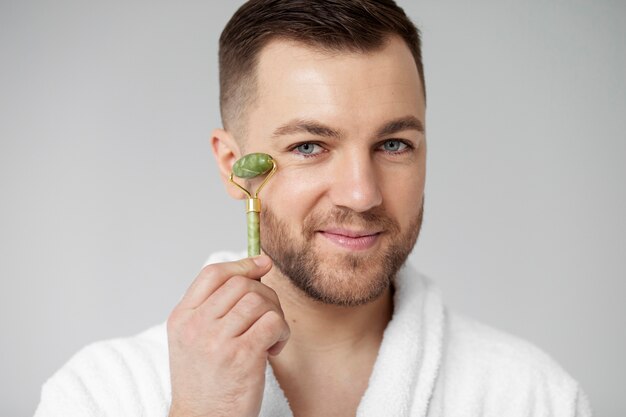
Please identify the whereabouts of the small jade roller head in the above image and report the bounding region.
[232,153,275,179]
[228,153,277,257]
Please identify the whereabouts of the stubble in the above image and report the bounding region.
[261,201,424,307]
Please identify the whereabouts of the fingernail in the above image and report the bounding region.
[252,255,270,268]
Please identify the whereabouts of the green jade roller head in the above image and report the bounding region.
[229,153,277,257]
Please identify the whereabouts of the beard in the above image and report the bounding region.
[260,200,424,307]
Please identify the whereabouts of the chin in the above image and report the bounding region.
[275,247,403,307]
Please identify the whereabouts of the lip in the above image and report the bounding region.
[318,228,382,251]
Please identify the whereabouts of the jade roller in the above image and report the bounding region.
[229,153,277,257]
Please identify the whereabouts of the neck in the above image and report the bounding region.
[262,268,393,416]
[262,268,393,361]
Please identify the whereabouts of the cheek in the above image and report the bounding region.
[380,165,425,220]
[262,166,328,219]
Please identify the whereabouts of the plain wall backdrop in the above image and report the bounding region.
[1,0,624,416]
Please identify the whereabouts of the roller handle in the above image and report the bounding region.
[246,201,261,257]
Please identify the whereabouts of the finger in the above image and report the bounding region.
[243,310,291,353]
[268,338,288,356]
[177,255,272,309]
[199,275,282,320]
[219,291,283,338]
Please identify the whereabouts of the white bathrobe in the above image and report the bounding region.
[34,251,593,416]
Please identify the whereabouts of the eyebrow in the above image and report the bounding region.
[375,116,425,137]
[271,115,424,140]
[271,119,342,139]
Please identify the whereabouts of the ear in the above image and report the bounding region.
[211,128,247,200]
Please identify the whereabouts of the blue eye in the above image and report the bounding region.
[381,140,408,153]
[295,143,321,155]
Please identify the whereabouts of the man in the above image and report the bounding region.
[35,1,592,416]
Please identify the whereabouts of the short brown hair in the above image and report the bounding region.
[219,0,425,139]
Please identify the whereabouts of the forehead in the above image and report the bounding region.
[247,37,424,138]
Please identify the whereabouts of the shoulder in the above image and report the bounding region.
[35,323,170,416]
[434,311,592,416]
[445,312,567,379]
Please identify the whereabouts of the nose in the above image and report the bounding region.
[327,151,383,213]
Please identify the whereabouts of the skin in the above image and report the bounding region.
[168,35,426,417]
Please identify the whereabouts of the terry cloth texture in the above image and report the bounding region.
[34,251,593,417]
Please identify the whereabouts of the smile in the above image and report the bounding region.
[318,228,382,251]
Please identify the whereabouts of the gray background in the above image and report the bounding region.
[1,0,624,416]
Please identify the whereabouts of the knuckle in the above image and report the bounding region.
[167,310,198,346]
[199,263,221,282]
[225,275,250,292]
[166,309,186,331]
[270,293,285,317]
[266,287,280,304]
[259,310,284,333]
[238,291,266,313]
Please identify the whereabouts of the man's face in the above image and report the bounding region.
[241,37,426,306]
